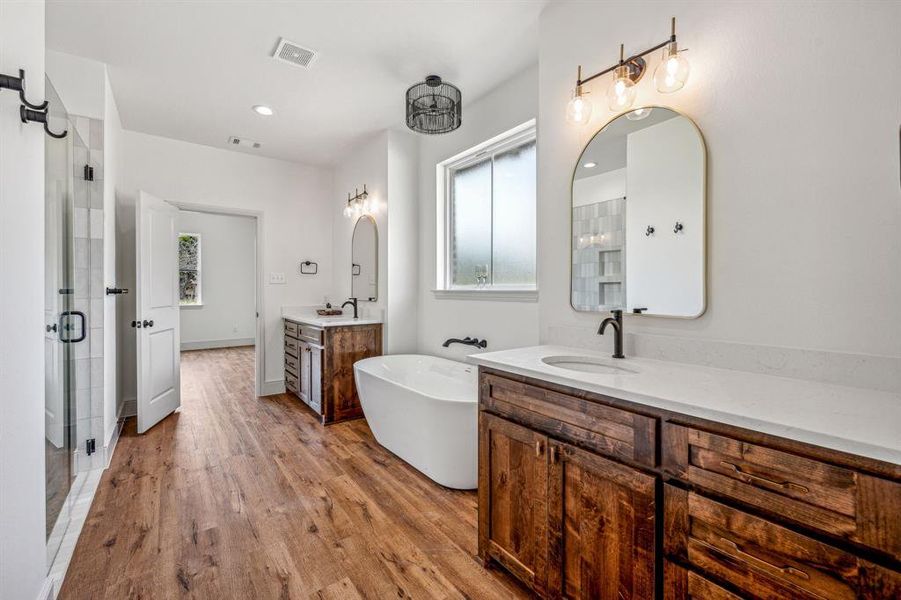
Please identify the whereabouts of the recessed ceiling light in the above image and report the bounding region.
[253,105,273,116]
[583,161,597,169]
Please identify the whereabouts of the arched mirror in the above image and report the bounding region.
[570,107,706,318]
[351,215,378,302]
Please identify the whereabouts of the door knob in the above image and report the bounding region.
[142,319,154,328]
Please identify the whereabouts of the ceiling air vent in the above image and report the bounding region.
[272,38,318,69]
[228,136,261,149]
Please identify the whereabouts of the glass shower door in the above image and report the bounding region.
[44,77,78,564]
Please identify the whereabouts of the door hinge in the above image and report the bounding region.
[83,164,94,181]
[86,438,96,456]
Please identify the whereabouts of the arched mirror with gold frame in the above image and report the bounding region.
[351,215,378,302]
[570,106,706,318]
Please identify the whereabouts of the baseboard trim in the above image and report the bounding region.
[261,378,285,397]
[120,397,136,418]
[103,416,125,469]
[180,338,255,351]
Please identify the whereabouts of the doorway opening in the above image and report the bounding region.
[175,208,261,396]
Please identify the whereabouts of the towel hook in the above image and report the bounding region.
[0,69,48,110]
[645,225,655,236]
[20,106,67,139]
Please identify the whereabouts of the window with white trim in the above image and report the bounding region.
[436,120,537,295]
[178,232,202,305]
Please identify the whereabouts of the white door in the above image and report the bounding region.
[136,191,181,433]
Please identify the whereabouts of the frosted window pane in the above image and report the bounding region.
[451,159,492,286]
[492,141,536,285]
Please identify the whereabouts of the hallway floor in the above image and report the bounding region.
[59,346,525,599]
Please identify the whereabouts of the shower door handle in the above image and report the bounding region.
[59,310,86,343]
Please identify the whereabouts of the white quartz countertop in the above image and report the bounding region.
[467,345,901,466]
[282,310,382,328]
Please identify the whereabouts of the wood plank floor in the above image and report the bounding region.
[60,346,527,599]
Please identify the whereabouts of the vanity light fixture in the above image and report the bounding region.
[343,185,373,218]
[565,17,689,123]
[252,104,274,116]
[583,161,598,169]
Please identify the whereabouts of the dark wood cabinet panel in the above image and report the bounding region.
[547,441,655,599]
[283,320,381,424]
[478,412,550,595]
[663,422,901,562]
[482,372,657,468]
[664,484,901,599]
[663,561,743,600]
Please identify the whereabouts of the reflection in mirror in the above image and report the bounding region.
[351,215,378,301]
[571,107,705,318]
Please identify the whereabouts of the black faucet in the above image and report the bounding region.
[341,297,359,319]
[598,309,625,359]
[442,336,487,349]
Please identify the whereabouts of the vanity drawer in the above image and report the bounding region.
[284,320,299,338]
[480,373,656,468]
[284,353,299,377]
[297,325,323,345]
[663,561,742,600]
[663,423,901,560]
[664,485,901,599]
[285,371,299,395]
[284,336,300,358]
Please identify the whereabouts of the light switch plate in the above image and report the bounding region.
[269,272,286,284]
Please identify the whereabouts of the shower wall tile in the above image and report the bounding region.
[89,209,103,239]
[89,180,103,208]
[74,207,89,238]
[90,329,103,358]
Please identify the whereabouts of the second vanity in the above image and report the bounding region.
[282,310,382,424]
[469,346,901,599]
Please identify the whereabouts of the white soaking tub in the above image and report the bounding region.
[354,355,478,489]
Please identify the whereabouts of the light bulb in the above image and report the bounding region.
[606,65,636,111]
[343,205,352,217]
[654,42,690,93]
[626,107,653,121]
[565,85,592,125]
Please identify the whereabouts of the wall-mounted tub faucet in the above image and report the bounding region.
[442,336,487,349]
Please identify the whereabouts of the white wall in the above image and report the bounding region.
[45,50,105,120]
[417,66,540,360]
[332,132,388,310]
[178,211,257,349]
[539,1,901,361]
[625,117,704,316]
[385,129,420,354]
[117,131,333,400]
[0,2,50,598]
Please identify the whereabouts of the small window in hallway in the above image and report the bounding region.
[437,120,537,293]
[178,232,202,305]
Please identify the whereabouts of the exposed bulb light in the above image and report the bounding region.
[344,185,372,218]
[565,84,592,125]
[653,19,689,93]
[252,105,274,116]
[607,64,636,111]
[583,162,598,169]
[626,107,653,121]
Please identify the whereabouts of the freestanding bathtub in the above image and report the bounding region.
[354,355,478,489]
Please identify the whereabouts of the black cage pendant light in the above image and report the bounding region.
[405,75,462,134]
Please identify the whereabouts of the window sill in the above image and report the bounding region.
[431,289,538,302]
[180,303,204,309]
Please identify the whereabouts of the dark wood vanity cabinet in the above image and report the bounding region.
[284,319,381,424]
[477,368,901,600]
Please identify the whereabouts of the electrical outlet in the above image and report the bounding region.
[269,272,286,284]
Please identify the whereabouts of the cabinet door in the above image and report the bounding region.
[298,340,311,404]
[479,412,550,595]
[309,345,322,413]
[547,440,656,599]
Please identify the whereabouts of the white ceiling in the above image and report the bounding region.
[46,1,545,166]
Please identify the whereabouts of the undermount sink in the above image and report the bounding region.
[541,355,639,375]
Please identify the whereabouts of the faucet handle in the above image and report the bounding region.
[610,309,623,318]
